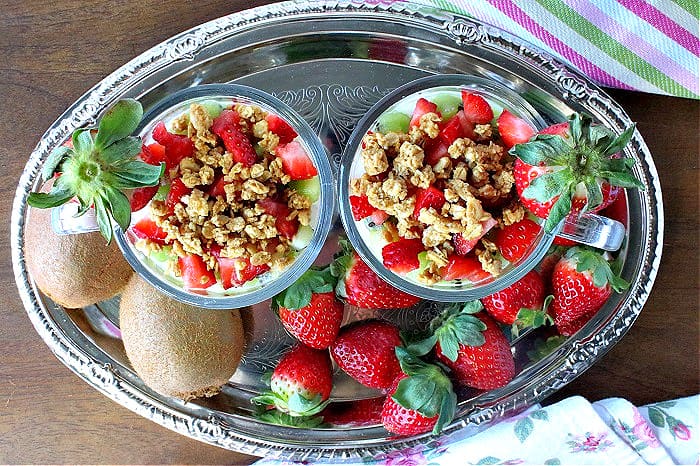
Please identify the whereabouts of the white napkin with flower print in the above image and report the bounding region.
[253,395,699,466]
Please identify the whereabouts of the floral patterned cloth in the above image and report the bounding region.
[254,395,698,465]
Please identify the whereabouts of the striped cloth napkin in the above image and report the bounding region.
[413,0,699,99]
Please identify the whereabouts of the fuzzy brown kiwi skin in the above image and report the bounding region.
[24,205,134,309]
[119,274,245,401]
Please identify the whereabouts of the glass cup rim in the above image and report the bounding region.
[338,74,556,302]
[115,83,335,309]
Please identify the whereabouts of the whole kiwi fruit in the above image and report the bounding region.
[119,274,245,400]
[24,203,134,308]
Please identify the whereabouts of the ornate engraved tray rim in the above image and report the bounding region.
[11,0,663,460]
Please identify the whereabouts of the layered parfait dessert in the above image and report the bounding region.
[347,85,542,287]
[127,97,324,295]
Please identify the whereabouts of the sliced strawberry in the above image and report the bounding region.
[266,114,297,145]
[514,158,556,219]
[232,257,270,287]
[259,198,299,239]
[211,109,240,135]
[139,142,166,166]
[217,125,257,168]
[349,194,375,221]
[425,140,450,166]
[461,91,494,124]
[382,238,424,274]
[438,114,464,145]
[410,97,439,127]
[493,217,542,262]
[130,185,159,212]
[206,174,228,198]
[276,141,317,180]
[131,217,168,244]
[152,122,194,169]
[442,255,491,282]
[452,217,498,256]
[497,109,535,149]
[165,178,192,215]
[178,254,216,290]
[370,209,390,226]
[539,121,570,136]
[413,185,446,218]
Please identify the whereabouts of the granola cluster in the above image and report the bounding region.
[351,108,526,284]
[143,102,311,282]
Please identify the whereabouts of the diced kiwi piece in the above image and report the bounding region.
[150,245,174,263]
[291,224,314,250]
[377,111,410,133]
[288,176,320,203]
[154,183,170,202]
[432,94,462,121]
[200,100,224,118]
[254,143,266,157]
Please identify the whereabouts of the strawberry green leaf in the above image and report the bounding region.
[394,375,438,416]
[274,267,335,310]
[405,334,438,357]
[103,186,132,231]
[93,195,113,244]
[585,181,604,211]
[72,128,94,155]
[511,136,570,166]
[255,409,327,428]
[100,136,142,164]
[602,124,635,157]
[94,99,143,150]
[598,170,645,189]
[41,146,72,181]
[522,168,571,203]
[27,186,75,209]
[435,390,457,434]
[393,347,456,434]
[543,188,572,233]
[110,161,164,189]
[287,392,329,417]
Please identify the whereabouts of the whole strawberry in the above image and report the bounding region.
[551,247,629,336]
[321,397,385,427]
[493,218,541,263]
[380,348,456,436]
[331,238,420,309]
[481,270,546,326]
[411,301,515,390]
[251,344,333,417]
[509,113,643,232]
[330,320,402,391]
[274,267,344,349]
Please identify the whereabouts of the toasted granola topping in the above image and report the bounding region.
[142,101,317,285]
[355,93,529,283]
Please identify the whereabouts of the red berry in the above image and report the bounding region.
[266,114,297,145]
[278,292,344,350]
[349,194,375,221]
[382,238,424,274]
[493,218,542,262]
[178,254,216,290]
[276,141,318,180]
[482,270,545,325]
[381,375,438,435]
[413,185,446,219]
[461,91,494,125]
[330,320,403,391]
[436,313,515,390]
[497,110,535,149]
[410,97,440,127]
[151,122,194,169]
[441,255,490,282]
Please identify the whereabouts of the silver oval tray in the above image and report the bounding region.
[11,0,663,460]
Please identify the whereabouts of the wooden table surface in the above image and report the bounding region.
[1,1,697,464]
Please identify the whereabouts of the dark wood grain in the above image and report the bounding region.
[0,1,697,464]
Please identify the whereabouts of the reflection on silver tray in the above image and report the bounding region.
[11,0,663,460]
